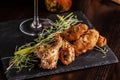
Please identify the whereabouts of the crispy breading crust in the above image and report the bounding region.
[59,40,75,65]
[61,24,88,41]
[96,35,107,47]
[35,34,63,69]
[73,29,99,56]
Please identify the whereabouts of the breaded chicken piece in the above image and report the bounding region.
[34,44,51,58]
[61,24,88,41]
[59,40,75,65]
[34,34,63,69]
[73,29,99,56]
[96,35,107,47]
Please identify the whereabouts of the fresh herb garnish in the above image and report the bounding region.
[94,45,108,54]
[73,27,77,33]
[7,13,80,72]
[7,53,38,72]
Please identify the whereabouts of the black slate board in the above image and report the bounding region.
[0,12,118,80]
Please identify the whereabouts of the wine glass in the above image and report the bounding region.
[19,0,50,36]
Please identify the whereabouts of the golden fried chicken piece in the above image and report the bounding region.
[96,35,107,47]
[59,40,75,65]
[61,23,88,41]
[73,29,99,56]
[34,44,51,58]
[34,34,63,69]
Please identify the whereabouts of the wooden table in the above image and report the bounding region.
[0,0,120,80]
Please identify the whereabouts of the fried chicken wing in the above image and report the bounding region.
[59,40,75,65]
[61,24,88,41]
[34,34,63,69]
[73,29,99,56]
[96,35,107,47]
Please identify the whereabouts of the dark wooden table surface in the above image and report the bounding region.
[0,0,120,80]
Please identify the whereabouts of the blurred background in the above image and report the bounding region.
[0,0,119,24]
[0,0,119,37]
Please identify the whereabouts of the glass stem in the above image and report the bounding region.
[32,0,41,29]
